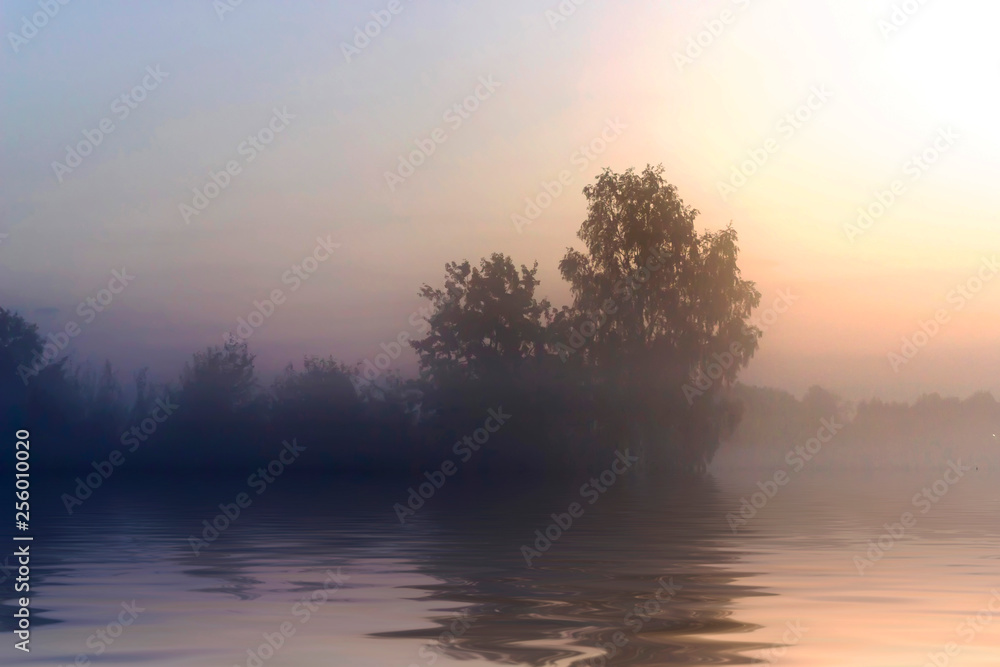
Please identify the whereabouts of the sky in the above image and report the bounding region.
[2,0,999,402]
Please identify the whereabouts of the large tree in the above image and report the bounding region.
[558,165,760,382]
[0,308,45,423]
[409,166,761,470]
[558,165,761,467]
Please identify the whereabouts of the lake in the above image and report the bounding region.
[7,463,1000,666]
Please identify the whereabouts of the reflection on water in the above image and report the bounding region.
[5,465,1000,665]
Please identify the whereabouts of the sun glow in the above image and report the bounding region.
[883,2,1000,146]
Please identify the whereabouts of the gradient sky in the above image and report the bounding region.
[2,0,999,401]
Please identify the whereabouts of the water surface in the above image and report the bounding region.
[6,466,1000,665]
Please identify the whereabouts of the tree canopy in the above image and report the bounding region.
[411,253,552,386]
[411,165,762,469]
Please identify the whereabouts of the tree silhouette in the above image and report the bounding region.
[410,253,552,387]
[407,166,762,470]
[559,165,760,385]
[557,165,760,468]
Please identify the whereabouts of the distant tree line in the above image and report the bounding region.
[719,384,1000,470]
[1,165,762,474]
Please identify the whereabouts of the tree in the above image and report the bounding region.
[0,307,61,388]
[0,309,44,431]
[410,253,552,387]
[559,165,760,385]
[271,356,360,420]
[0,308,44,366]
[406,166,762,471]
[558,165,762,468]
[0,309,42,402]
[0,308,98,465]
[70,360,127,448]
[179,336,258,412]
[165,336,263,466]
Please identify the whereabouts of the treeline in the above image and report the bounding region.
[717,384,1000,470]
[1,166,762,474]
